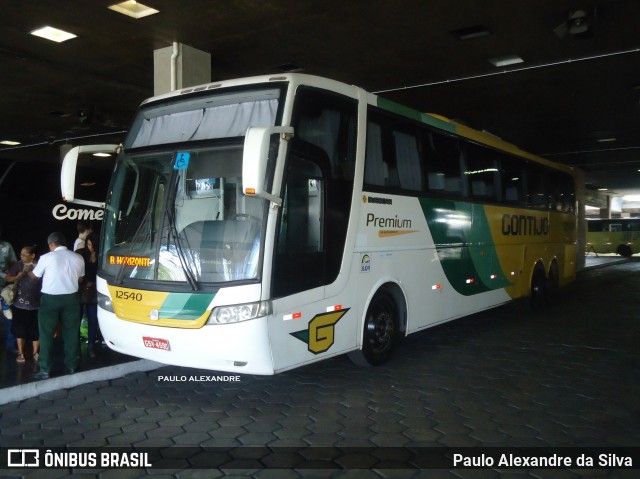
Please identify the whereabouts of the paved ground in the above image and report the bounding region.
[0,258,638,478]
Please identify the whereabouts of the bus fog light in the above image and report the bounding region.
[98,292,114,313]
[209,301,271,325]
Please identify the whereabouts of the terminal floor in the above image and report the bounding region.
[0,329,137,391]
[0,257,638,477]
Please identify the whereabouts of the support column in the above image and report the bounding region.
[154,43,211,95]
[575,168,587,271]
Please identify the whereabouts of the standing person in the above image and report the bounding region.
[29,232,84,380]
[6,246,41,363]
[78,233,99,357]
[0,226,18,352]
[73,221,93,251]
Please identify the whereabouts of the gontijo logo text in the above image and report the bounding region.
[501,214,549,236]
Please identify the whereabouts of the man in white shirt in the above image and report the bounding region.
[30,232,85,379]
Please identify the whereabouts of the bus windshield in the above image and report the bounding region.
[102,143,267,286]
[100,84,284,288]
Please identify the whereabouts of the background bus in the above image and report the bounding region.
[586,218,640,257]
[0,159,111,253]
[62,73,578,375]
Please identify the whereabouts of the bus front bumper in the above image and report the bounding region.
[98,310,275,375]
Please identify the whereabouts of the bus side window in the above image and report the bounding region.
[364,121,388,186]
[294,87,357,181]
[524,165,548,209]
[424,131,462,197]
[393,130,423,192]
[501,159,524,206]
[559,173,576,213]
[292,88,356,290]
[273,151,326,298]
[464,143,499,202]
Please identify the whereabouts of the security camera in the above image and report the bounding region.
[568,9,589,35]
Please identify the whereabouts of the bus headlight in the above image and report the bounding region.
[98,292,115,313]
[208,301,271,325]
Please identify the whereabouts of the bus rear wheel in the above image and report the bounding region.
[546,262,559,304]
[349,291,396,367]
[530,266,547,310]
[616,244,633,257]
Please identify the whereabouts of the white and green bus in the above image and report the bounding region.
[586,218,640,257]
[62,74,577,374]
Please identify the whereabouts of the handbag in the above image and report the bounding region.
[79,284,98,305]
[1,282,17,305]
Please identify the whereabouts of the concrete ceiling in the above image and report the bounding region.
[1,0,640,196]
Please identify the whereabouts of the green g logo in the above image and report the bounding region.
[291,309,349,354]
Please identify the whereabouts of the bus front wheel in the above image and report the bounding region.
[349,291,396,367]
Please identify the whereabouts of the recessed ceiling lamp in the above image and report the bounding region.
[598,188,608,191]
[489,54,524,67]
[30,26,77,43]
[108,1,159,19]
[93,152,112,157]
[0,140,21,145]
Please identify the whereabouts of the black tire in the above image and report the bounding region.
[546,263,559,304]
[530,266,547,310]
[349,291,397,366]
[616,244,633,258]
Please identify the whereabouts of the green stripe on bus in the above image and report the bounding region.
[467,204,512,290]
[159,292,217,320]
[419,198,510,295]
[376,97,456,133]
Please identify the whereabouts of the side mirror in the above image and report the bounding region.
[61,144,119,207]
[242,126,293,205]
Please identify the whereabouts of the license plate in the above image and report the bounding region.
[143,336,170,351]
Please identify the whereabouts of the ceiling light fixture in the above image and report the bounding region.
[30,26,77,43]
[0,140,21,145]
[488,54,524,67]
[93,152,112,157]
[597,137,617,142]
[598,188,608,191]
[108,1,159,19]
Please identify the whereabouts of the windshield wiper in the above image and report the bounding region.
[115,207,152,285]
[165,174,199,291]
